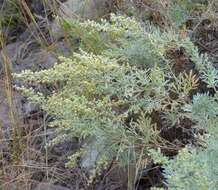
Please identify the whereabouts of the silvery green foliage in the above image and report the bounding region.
[63,13,218,88]
[183,93,218,128]
[164,148,210,190]
[163,136,218,190]
[169,0,208,28]
[201,64,218,89]
[163,92,218,189]
[170,1,189,27]
[182,40,218,89]
[14,14,218,187]
[14,49,166,169]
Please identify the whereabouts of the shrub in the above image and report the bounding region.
[161,135,218,190]
[14,13,218,188]
[151,92,218,190]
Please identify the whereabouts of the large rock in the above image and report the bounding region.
[81,139,100,171]
[59,0,112,19]
[16,49,57,72]
[0,39,70,146]
[0,42,56,73]
[0,82,25,155]
[81,147,99,171]
[34,183,70,190]
[51,0,114,40]
[0,41,23,73]
[0,40,70,74]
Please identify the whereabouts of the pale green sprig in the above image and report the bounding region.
[15,86,45,105]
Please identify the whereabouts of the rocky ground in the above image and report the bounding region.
[1,1,218,190]
[0,1,130,190]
